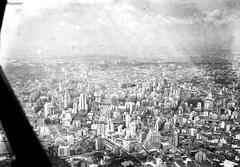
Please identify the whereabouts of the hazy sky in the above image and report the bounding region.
[1,0,240,64]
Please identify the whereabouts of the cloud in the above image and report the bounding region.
[1,0,240,65]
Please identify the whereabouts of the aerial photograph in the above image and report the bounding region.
[1,0,240,166]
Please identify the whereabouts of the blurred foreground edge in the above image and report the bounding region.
[0,66,52,167]
[0,0,52,166]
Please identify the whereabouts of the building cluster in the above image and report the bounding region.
[2,61,240,167]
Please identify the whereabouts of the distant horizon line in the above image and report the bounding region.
[2,57,233,65]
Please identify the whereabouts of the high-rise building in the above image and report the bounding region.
[189,111,197,121]
[51,90,58,104]
[164,121,170,132]
[196,102,202,111]
[73,102,78,112]
[64,92,71,109]
[173,115,178,125]
[122,140,134,152]
[155,117,165,132]
[129,121,137,138]
[189,128,198,136]
[58,145,70,157]
[125,129,131,140]
[195,151,206,164]
[125,114,131,129]
[204,99,213,110]
[95,138,104,151]
[129,103,136,114]
[78,93,88,111]
[139,132,147,143]
[107,119,114,133]
[173,131,179,147]
[111,96,118,106]
[196,133,201,140]
[97,123,106,137]
[155,117,161,132]
[44,103,52,117]
[58,83,63,92]
[236,134,240,140]
[72,119,81,128]
[184,102,188,110]
[203,111,209,117]
[145,130,161,146]
[118,125,123,134]
[179,106,183,115]
[226,124,231,132]
[220,121,226,129]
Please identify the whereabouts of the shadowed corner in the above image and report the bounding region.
[0,66,51,166]
[0,1,52,166]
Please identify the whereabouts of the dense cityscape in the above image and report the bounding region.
[1,0,240,166]
[1,57,240,167]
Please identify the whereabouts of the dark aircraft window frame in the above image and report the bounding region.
[0,1,52,166]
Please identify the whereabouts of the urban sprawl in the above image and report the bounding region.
[1,59,240,167]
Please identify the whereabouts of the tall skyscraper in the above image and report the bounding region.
[155,117,161,132]
[95,138,104,151]
[97,123,106,137]
[72,102,78,114]
[64,92,71,109]
[125,114,131,129]
[130,121,137,137]
[78,93,88,111]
